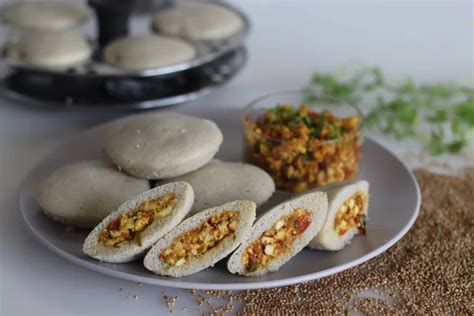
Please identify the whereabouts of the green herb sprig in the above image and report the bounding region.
[305,66,474,155]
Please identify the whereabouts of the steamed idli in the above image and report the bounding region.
[35,160,150,229]
[103,112,223,179]
[103,35,196,71]
[151,2,243,40]
[6,31,91,69]
[162,160,275,215]
[2,2,89,31]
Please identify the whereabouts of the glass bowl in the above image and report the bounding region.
[243,90,364,193]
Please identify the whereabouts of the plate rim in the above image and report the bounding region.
[18,135,420,290]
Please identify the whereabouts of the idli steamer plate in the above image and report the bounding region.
[0,0,250,109]
[0,46,247,110]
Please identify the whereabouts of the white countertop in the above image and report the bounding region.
[0,1,472,315]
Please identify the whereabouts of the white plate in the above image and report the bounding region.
[19,109,420,290]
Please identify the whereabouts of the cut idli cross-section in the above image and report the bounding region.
[227,191,328,277]
[6,31,92,69]
[104,112,223,179]
[103,35,196,71]
[309,180,369,251]
[2,2,89,31]
[151,2,244,41]
[35,160,149,229]
[161,160,275,215]
[144,200,256,277]
[83,182,193,263]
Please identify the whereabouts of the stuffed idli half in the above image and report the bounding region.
[103,35,196,71]
[227,191,328,277]
[2,2,89,31]
[103,112,223,179]
[35,160,149,229]
[309,180,369,251]
[151,2,244,41]
[144,200,256,277]
[161,160,275,215]
[83,182,193,263]
[5,31,92,69]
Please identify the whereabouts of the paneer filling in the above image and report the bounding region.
[333,191,367,236]
[159,211,239,267]
[242,208,312,273]
[244,104,361,193]
[98,192,177,247]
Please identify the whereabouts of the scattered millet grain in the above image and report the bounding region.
[163,295,178,311]
[189,169,473,315]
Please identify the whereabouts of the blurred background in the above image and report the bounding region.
[0,0,471,104]
[235,0,472,88]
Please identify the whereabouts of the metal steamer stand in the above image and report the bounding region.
[0,0,249,110]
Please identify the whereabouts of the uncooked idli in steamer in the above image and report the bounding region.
[103,35,196,71]
[5,31,92,69]
[151,2,244,41]
[2,2,89,31]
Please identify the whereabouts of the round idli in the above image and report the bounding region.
[103,112,223,180]
[151,2,244,40]
[161,160,275,215]
[2,2,89,31]
[35,160,150,229]
[6,31,92,69]
[103,35,196,71]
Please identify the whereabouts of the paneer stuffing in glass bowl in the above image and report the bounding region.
[243,91,364,193]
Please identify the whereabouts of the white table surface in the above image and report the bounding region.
[0,1,472,315]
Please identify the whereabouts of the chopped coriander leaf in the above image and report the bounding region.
[259,104,354,141]
[329,124,342,139]
[292,116,303,124]
[254,140,261,153]
[249,261,259,272]
[303,116,313,127]
[310,126,321,139]
[320,116,329,127]
[136,232,143,247]
[267,109,278,123]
